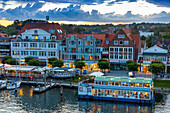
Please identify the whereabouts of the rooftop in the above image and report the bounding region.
[95,76,153,84]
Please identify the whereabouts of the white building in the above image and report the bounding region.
[139,31,154,37]
[11,22,66,65]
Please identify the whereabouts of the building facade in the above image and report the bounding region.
[11,22,66,65]
[109,29,140,70]
[0,37,11,58]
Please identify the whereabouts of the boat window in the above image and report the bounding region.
[145,92,149,99]
[144,84,150,88]
[110,90,112,95]
[102,82,105,85]
[129,83,135,87]
[151,83,153,87]
[115,82,121,86]
[139,83,143,87]
[94,89,97,95]
[123,91,126,97]
[95,81,98,84]
[88,88,91,92]
[122,83,126,86]
[116,90,118,97]
[126,91,129,98]
[112,82,114,85]
[105,90,107,96]
[136,83,139,87]
[113,90,115,97]
[109,82,112,85]
[98,89,103,96]
[130,91,133,96]
[105,82,108,85]
[139,92,144,99]
[98,81,101,85]
[107,90,110,95]
[133,91,138,98]
[120,90,123,96]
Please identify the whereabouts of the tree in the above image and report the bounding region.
[74,60,85,74]
[126,60,133,65]
[2,56,12,64]
[127,62,138,76]
[28,59,40,66]
[5,58,19,65]
[141,35,146,40]
[97,61,110,74]
[25,57,34,64]
[74,27,85,33]
[48,58,58,65]
[52,60,64,67]
[131,25,139,34]
[149,62,165,75]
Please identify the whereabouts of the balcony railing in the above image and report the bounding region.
[11,39,58,42]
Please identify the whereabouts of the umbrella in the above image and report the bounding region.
[52,67,59,70]
[89,72,104,77]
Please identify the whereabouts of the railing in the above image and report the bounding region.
[11,39,58,42]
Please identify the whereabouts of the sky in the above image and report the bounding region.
[0,0,170,26]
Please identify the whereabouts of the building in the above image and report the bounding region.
[11,22,66,65]
[0,32,8,37]
[0,37,11,58]
[139,31,154,37]
[109,29,141,70]
[141,45,168,73]
[61,34,109,70]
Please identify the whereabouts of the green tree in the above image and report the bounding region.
[2,56,12,64]
[127,62,138,76]
[52,60,64,67]
[141,35,146,40]
[149,62,165,75]
[28,59,40,66]
[74,60,85,74]
[131,25,139,34]
[126,60,133,65]
[48,58,58,65]
[74,27,85,33]
[25,57,34,64]
[146,34,155,47]
[5,58,19,65]
[97,61,110,74]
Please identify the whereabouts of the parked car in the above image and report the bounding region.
[75,70,80,76]
[83,70,88,74]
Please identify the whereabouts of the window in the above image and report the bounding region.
[115,55,118,59]
[30,43,37,48]
[119,48,123,52]
[91,41,93,45]
[118,35,121,38]
[129,55,132,59]
[124,41,129,45]
[124,55,127,59]
[119,40,123,45]
[106,40,109,44]
[124,48,127,52]
[13,43,20,47]
[129,48,132,52]
[119,55,123,59]
[48,43,56,48]
[25,36,28,39]
[110,55,114,59]
[86,41,90,45]
[39,43,46,48]
[79,41,81,45]
[48,52,56,56]
[115,48,118,52]
[39,51,46,56]
[30,51,37,56]
[21,51,28,55]
[21,43,28,47]
[34,30,38,34]
[13,51,20,55]
[122,35,125,38]
[114,41,118,45]
[110,48,114,52]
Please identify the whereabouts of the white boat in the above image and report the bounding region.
[33,83,54,93]
[6,79,21,90]
[0,80,7,90]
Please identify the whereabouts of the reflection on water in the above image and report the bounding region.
[0,85,169,113]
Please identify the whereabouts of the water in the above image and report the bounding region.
[0,85,169,113]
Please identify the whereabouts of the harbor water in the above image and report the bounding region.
[0,85,169,113]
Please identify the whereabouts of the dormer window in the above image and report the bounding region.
[34,30,38,34]
[106,40,109,44]
[118,35,125,38]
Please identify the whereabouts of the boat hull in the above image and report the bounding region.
[78,95,155,104]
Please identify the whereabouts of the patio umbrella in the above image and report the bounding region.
[42,66,52,70]
[33,67,43,72]
[89,72,104,77]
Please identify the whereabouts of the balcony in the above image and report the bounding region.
[0,42,10,45]
[11,39,58,42]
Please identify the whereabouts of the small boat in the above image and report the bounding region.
[0,80,7,90]
[33,83,54,93]
[6,78,21,90]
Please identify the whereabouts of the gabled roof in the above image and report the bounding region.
[144,45,168,53]
[131,34,140,47]
[151,39,170,49]
[17,22,66,40]
[0,32,7,37]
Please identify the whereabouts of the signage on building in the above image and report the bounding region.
[109,60,127,63]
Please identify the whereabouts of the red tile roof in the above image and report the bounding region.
[17,22,66,40]
[131,34,140,47]
[0,32,7,37]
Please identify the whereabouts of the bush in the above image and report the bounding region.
[52,60,64,67]
[25,57,34,63]
[2,56,12,64]
[5,58,19,65]
[28,59,40,66]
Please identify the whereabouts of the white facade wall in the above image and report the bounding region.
[139,31,154,37]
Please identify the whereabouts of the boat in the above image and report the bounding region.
[6,78,21,90]
[32,83,54,93]
[78,76,155,104]
[0,80,7,90]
